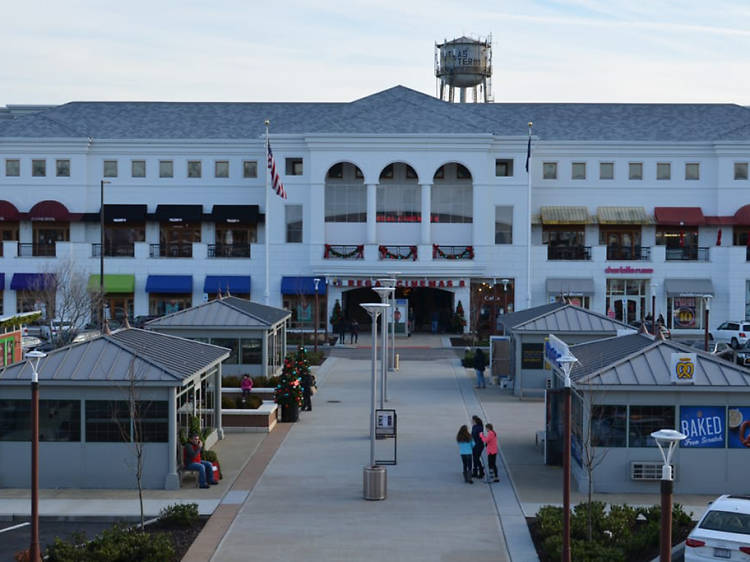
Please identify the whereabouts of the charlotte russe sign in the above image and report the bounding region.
[330,278,466,288]
[670,352,696,384]
[604,266,654,274]
[680,406,725,448]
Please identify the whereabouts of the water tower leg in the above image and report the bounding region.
[460,88,466,103]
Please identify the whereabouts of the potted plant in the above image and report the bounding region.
[274,354,303,422]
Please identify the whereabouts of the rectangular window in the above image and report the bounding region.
[430,183,472,224]
[656,162,671,180]
[734,162,749,180]
[32,159,46,177]
[215,160,229,178]
[159,160,173,178]
[285,204,303,243]
[103,160,118,178]
[628,405,675,447]
[599,162,614,180]
[211,338,240,364]
[131,160,146,178]
[149,294,192,315]
[0,399,81,442]
[56,159,70,177]
[495,206,513,244]
[240,338,262,364]
[495,159,514,177]
[520,343,544,369]
[325,184,367,222]
[628,162,643,180]
[85,400,129,442]
[591,405,627,447]
[243,160,257,178]
[5,159,20,176]
[138,401,169,443]
[285,158,303,176]
[187,160,202,178]
[542,162,557,179]
[685,162,700,180]
[571,162,586,180]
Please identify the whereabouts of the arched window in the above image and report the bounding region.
[431,163,472,223]
[377,163,420,223]
[324,163,366,222]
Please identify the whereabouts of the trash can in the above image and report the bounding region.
[363,465,387,500]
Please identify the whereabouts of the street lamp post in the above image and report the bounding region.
[556,352,578,562]
[99,179,111,330]
[387,271,400,371]
[651,283,659,327]
[360,303,389,501]
[374,286,394,408]
[26,350,47,562]
[313,278,321,353]
[703,294,712,352]
[650,429,687,562]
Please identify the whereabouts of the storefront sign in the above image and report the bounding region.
[544,334,573,371]
[728,407,750,449]
[672,297,697,329]
[670,352,696,384]
[680,406,725,448]
[393,298,408,335]
[604,266,654,274]
[330,278,466,288]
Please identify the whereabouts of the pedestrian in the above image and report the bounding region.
[471,415,485,479]
[301,370,313,411]
[350,319,359,344]
[240,374,253,403]
[456,424,474,484]
[337,319,346,344]
[473,348,487,389]
[481,423,499,482]
[183,433,218,488]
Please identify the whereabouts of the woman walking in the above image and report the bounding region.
[481,423,500,482]
[456,425,474,484]
[473,348,487,388]
[471,415,485,479]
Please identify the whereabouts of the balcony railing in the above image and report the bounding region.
[665,246,709,262]
[18,243,55,257]
[92,243,135,257]
[208,244,251,258]
[547,245,591,261]
[324,244,364,260]
[149,243,193,258]
[378,245,417,261]
[432,244,474,260]
[606,245,651,261]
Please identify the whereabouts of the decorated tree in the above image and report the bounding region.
[452,300,467,333]
[294,346,312,380]
[330,299,343,330]
[274,354,304,409]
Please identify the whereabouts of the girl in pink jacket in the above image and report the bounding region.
[480,423,499,482]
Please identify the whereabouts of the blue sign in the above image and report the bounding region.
[680,406,725,448]
[727,407,750,449]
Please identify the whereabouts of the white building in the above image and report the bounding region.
[1,86,749,336]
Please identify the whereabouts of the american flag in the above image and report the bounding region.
[267,140,287,199]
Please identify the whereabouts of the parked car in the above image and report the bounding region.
[684,494,750,561]
[734,341,750,368]
[712,321,750,349]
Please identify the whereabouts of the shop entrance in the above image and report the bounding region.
[342,287,454,333]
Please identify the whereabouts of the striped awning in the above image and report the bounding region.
[539,206,591,225]
[596,207,652,225]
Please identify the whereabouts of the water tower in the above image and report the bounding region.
[435,35,492,103]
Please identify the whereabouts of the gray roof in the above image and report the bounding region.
[145,296,290,329]
[504,303,632,334]
[496,302,567,333]
[2,86,750,141]
[0,328,229,385]
[570,334,750,388]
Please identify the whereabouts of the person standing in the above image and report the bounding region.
[337,319,347,345]
[456,425,474,484]
[481,423,500,482]
[473,348,487,389]
[471,415,485,479]
[350,319,359,344]
[301,370,313,411]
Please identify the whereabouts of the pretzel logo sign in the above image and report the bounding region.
[670,353,696,384]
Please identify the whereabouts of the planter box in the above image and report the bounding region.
[222,402,278,433]
[222,387,275,401]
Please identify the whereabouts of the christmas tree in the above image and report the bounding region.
[274,353,304,408]
[452,300,467,333]
[330,299,343,330]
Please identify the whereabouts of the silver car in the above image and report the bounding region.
[685,495,750,560]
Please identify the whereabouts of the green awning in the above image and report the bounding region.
[88,274,135,294]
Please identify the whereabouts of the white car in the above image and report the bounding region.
[713,322,750,349]
[684,494,750,561]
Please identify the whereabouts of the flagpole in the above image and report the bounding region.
[526,121,533,309]
[264,120,271,305]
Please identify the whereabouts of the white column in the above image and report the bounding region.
[309,182,325,245]
[164,386,179,489]
[420,183,431,244]
[366,183,377,244]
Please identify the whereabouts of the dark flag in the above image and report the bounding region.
[525,135,531,173]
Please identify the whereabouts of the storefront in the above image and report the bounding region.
[546,278,593,309]
[209,205,260,257]
[27,200,73,257]
[154,204,202,258]
[663,278,713,333]
[145,275,193,315]
[100,204,146,256]
[281,276,327,331]
[204,275,251,300]
[10,273,56,318]
[604,275,652,325]
[87,274,135,322]
[0,200,20,245]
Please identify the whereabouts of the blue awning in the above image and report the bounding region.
[0,273,4,290]
[145,275,193,294]
[10,273,55,291]
[281,276,326,295]
[204,276,251,294]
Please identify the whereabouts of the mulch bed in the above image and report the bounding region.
[144,516,208,561]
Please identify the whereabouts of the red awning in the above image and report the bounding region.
[733,205,750,226]
[27,200,72,222]
[704,216,735,226]
[0,200,20,222]
[653,207,705,226]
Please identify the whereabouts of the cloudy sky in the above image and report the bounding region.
[3,0,749,105]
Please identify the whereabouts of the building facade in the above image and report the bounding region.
[1,87,750,335]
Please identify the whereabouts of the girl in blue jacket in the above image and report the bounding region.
[456,425,474,484]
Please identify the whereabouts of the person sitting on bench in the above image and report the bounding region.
[184,433,217,488]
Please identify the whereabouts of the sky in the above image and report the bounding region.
[2,0,750,105]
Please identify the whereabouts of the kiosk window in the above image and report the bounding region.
[521,343,544,369]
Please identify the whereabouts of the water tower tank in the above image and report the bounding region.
[435,35,492,103]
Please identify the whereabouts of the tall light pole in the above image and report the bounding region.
[26,349,46,562]
[374,285,394,408]
[360,303,389,501]
[556,352,578,562]
[313,278,321,353]
[651,429,687,562]
[703,294,712,352]
[387,271,400,371]
[651,283,659,327]
[99,179,111,330]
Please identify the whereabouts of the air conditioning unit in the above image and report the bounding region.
[630,462,675,481]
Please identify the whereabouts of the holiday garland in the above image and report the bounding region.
[432,244,474,260]
[378,245,417,261]
[324,244,364,259]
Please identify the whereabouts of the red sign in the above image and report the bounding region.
[332,278,466,288]
[604,266,654,274]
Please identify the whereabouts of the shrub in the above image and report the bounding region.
[461,349,475,368]
[202,450,218,463]
[252,376,269,387]
[159,502,199,527]
[222,376,241,388]
[221,395,235,409]
[222,395,261,410]
[306,351,325,365]
[45,525,174,562]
